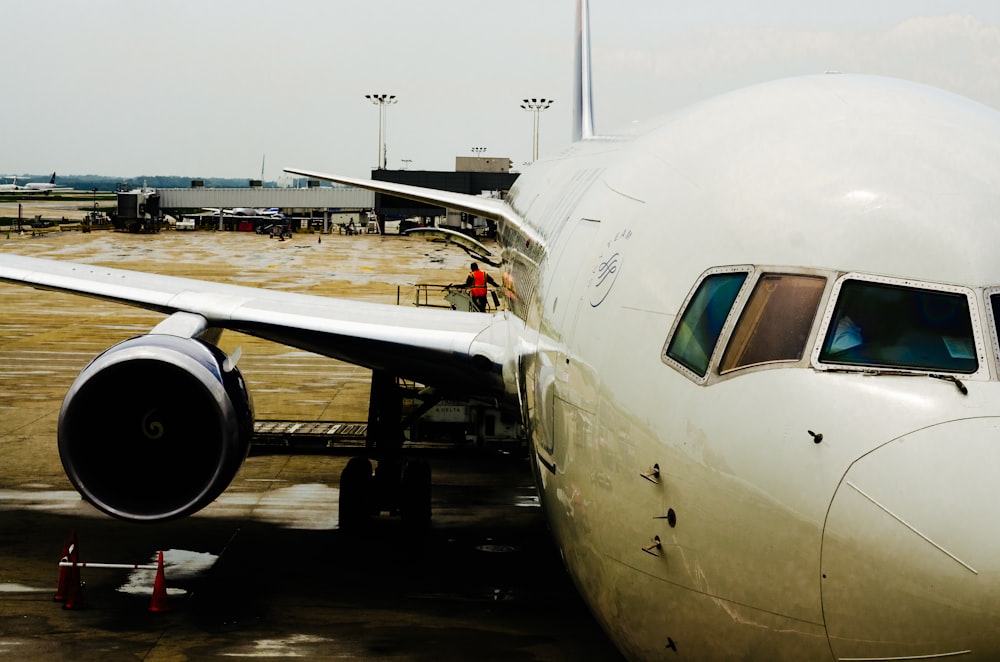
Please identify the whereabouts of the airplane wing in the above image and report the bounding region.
[405,227,500,267]
[0,172,525,523]
[284,167,545,248]
[0,253,511,399]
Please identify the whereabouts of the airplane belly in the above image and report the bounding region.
[595,368,833,616]
[537,398,833,660]
[822,418,1000,659]
[595,559,831,661]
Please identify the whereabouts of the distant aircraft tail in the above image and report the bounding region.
[49,172,56,184]
[574,0,595,141]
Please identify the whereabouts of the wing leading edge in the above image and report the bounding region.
[283,167,545,249]
[0,253,512,399]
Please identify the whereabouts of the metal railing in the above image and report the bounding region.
[402,283,502,312]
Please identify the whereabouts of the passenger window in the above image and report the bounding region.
[666,271,747,377]
[720,274,826,373]
[819,280,977,374]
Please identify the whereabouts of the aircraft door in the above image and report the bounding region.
[530,218,601,473]
[552,219,602,412]
[546,219,601,337]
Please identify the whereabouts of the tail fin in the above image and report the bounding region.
[49,172,56,184]
[573,0,595,141]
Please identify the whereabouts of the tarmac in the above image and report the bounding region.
[0,223,624,660]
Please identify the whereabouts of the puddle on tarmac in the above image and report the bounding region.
[117,549,219,597]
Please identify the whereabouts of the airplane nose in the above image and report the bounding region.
[822,418,1000,660]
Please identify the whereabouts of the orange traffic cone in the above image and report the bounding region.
[148,551,169,613]
[61,532,84,610]
[53,537,70,602]
[62,566,84,609]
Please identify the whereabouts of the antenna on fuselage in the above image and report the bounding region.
[574,0,595,141]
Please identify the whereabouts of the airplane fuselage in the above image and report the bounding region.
[5,65,1000,660]
[505,74,1000,659]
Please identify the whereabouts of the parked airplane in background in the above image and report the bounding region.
[0,173,71,194]
[3,1,1000,659]
[204,207,284,217]
[20,172,71,194]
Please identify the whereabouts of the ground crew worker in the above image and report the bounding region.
[465,262,498,312]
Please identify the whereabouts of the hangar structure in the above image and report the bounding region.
[113,184,375,233]
[157,186,374,211]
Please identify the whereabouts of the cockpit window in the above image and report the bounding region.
[989,293,1000,359]
[720,274,826,373]
[666,271,747,377]
[818,279,977,374]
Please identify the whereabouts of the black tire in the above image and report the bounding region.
[400,459,432,529]
[339,457,373,532]
[374,456,403,515]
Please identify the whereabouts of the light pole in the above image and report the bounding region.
[365,93,398,170]
[471,147,486,156]
[520,98,553,162]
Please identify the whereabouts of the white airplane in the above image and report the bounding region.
[0,176,21,192]
[19,172,71,194]
[3,2,1000,659]
[203,207,284,217]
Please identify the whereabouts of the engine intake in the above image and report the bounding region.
[58,334,254,522]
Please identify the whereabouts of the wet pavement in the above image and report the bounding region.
[0,228,624,660]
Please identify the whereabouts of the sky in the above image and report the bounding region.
[3,1,1000,182]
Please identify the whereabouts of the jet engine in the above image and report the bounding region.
[58,333,254,522]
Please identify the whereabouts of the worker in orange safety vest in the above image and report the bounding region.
[464,262,498,312]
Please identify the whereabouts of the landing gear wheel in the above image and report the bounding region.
[374,456,403,516]
[400,459,432,530]
[339,457,373,532]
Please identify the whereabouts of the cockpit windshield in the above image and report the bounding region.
[818,279,977,374]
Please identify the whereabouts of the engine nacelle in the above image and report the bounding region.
[58,334,254,522]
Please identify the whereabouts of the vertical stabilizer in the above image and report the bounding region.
[574,0,595,141]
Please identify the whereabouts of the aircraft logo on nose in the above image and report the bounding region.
[591,252,620,307]
[590,229,631,307]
